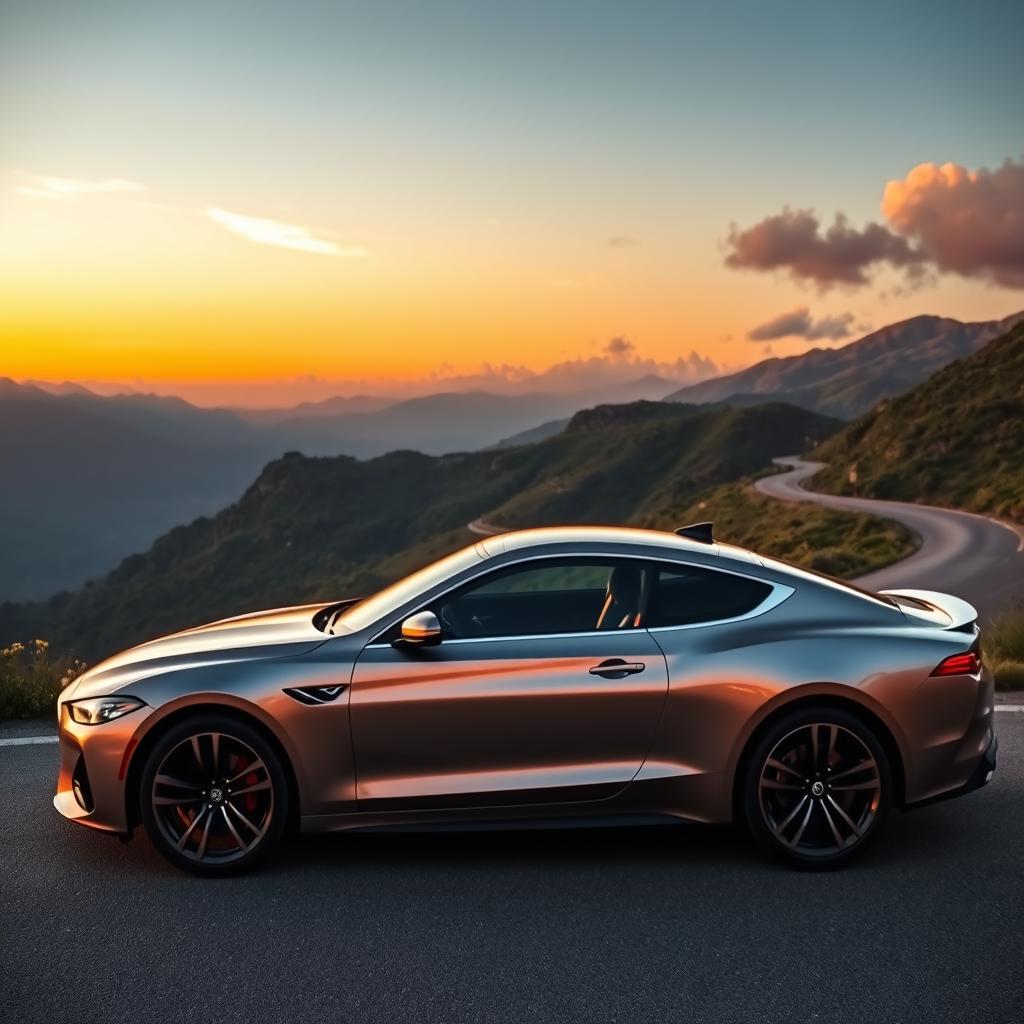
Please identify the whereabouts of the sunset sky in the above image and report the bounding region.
[2,0,1022,405]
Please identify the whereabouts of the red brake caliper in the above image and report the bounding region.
[244,771,258,815]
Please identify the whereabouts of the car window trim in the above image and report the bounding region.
[365,552,793,647]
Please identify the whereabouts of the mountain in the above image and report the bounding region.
[269,376,680,458]
[270,391,574,456]
[811,319,1024,520]
[0,401,839,661]
[664,312,1024,419]
[0,374,679,598]
[493,417,571,448]
[0,380,276,600]
[230,394,396,425]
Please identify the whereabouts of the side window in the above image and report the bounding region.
[432,559,649,639]
[646,564,772,627]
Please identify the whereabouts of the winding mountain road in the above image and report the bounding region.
[756,457,1024,619]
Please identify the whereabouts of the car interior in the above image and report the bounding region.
[427,559,772,639]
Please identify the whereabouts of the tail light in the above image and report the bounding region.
[930,651,981,677]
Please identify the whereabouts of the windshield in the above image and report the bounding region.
[336,543,486,632]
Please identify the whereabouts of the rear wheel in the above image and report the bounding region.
[140,715,288,876]
[743,706,891,868]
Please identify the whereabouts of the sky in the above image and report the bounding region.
[1,0,1023,405]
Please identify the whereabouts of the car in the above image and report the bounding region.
[54,524,997,875]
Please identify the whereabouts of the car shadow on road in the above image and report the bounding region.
[280,821,766,875]
[50,786,1000,883]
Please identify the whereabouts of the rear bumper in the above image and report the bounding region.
[905,728,997,812]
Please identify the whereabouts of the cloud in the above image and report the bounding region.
[206,207,367,257]
[882,159,1024,288]
[603,336,636,357]
[15,175,146,199]
[725,157,1024,291]
[725,207,924,289]
[747,307,856,342]
[417,345,719,395]
[607,235,639,247]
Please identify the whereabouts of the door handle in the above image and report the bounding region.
[589,658,645,679]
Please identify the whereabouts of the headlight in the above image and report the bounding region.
[66,696,146,725]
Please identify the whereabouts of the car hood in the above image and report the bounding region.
[67,603,332,699]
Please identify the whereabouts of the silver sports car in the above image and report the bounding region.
[54,524,996,874]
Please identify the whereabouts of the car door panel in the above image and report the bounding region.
[350,630,669,810]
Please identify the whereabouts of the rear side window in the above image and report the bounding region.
[646,564,772,627]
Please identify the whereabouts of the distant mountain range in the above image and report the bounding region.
[264,374,679,457]
[665,312,1024,419]
[811,318,1024,520]
[0,400,839,660]
[0,373,678,598]
[6,310,1022,606]
[0,379,273,602]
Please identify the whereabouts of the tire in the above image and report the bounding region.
[140,714,289,876]
[742,705,892,869]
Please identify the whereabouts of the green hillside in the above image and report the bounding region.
[1,400,907,662]
[812,320,1024,520]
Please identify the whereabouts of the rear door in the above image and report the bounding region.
[349,558,669,810]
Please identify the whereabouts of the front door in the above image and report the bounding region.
[349,558,669,810]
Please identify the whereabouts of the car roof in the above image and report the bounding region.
[475,525,762,565]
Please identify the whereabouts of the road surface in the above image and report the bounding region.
[756,457,1024,619]
[2,712,1022,1023]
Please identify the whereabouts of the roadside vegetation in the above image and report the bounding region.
[986,606,1024,691]
[0,640,87,720]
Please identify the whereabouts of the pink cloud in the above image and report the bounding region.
[882,159,1024,288]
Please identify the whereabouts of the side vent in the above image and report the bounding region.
[674,521,714,544]
[283,684,348,706]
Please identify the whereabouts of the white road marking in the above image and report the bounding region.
[996,705,1024,713]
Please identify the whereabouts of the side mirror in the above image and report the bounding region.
[398,610,442,646]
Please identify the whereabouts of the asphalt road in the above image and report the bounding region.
[2,712,1023,1024]
[756,457,1024,619]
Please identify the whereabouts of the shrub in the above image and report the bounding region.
[985,606,1024,692]
[0,640,87,720]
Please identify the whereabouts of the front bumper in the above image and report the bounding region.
[53,701,152,834]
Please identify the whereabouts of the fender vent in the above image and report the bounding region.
[283,684,348,706]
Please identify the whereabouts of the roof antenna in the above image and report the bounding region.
[674,522,714,544]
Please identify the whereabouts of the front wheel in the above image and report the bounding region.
[743,706,892,868]
[140,715,289,876]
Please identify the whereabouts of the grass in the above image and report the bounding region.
[0,640,87,721]
[986,605,1024,692]
[642,481,919,579]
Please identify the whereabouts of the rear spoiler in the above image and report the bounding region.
[879,589,978,633]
